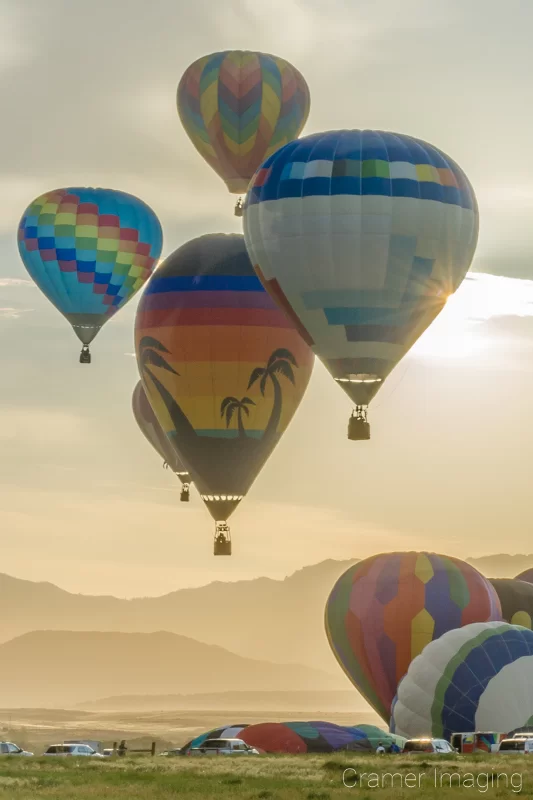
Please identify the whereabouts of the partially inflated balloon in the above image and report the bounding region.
[391,622,533,739]
[132,381,191,485]
[490,578,533,629]
[135,234,313,548]
[244,130,478,436]
[177,51,310,194]
[18,188,162,361]
[325,552,502,722]
[515,568,533,583]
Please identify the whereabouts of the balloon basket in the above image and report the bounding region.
[79,346,91,365]
[214,522,232,556]
[234,198,244,217]
[348,409,370,441]
[180,485,190,502]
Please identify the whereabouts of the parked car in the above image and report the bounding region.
[499,738,533,754]
[43,744,104,758]
[403,738,455,754]
[0,742,33,756]
[159,748,183,757]
[188,738,259,756]
[451,732,506,753]
[64,740,102,753]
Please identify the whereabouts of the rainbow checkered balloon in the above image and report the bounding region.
[18,188,163,347]
[177,51,310,194]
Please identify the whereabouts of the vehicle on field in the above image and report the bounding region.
[188,738,259,756]
[43,744,104,757]
[64,740,102,753]
[0,742,33,756]
[403,738,454,754]
[499,739,533,754]
[451,732,506,753]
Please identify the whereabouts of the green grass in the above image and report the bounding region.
[0,753,529,798]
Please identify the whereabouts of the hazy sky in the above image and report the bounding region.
[1,0,533,596]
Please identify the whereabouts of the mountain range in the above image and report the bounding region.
[0,630,342,708]
[1,553,531,701]
[0,559,357,674]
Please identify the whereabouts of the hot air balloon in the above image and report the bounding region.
[180,721,403,754]
[18,188,163,363]
[391,622,533,740]
[243,130,479,439]
[134,233,314,555]
[489,578,533,629]
[177,51,310,215]
[324,552,502,722]
[515,568,533,583]
[132,381,192,502]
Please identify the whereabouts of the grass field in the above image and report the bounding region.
[0,753,529,798]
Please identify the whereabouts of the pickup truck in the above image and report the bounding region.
[188,738,259,756]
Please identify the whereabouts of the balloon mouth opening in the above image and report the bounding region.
[202,495,243,502]
[336,374,382,385]
[225,178,250,194]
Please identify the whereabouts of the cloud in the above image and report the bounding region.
[0,3,32,72]
[0,408,86,444]
[0,306,33,319]
[0,278,33,287]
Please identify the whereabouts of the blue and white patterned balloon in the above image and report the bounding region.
[243,130,478,409]
[391,622,533,740]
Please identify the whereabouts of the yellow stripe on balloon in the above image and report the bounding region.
[200,80,219,127]
[511,611,532,629]
[261,82,281,128]
[223,133,256,157]
[414,553,435,584]
[411,607,435,660]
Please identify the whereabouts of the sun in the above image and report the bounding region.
[411,273,533,360]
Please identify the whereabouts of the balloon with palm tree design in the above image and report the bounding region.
[220,396,256,437]
[134,233,314,554]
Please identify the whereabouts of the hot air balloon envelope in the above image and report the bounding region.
[490,578,533,629]
[177,51,310,194]
[132,381,191,486]
[18,188,163,359]
[391,622,533,740]
[244,130,478,427]
[325,552,502,722]
[135,233,313,550]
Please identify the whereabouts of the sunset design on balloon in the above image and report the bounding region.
[135,234,314,552]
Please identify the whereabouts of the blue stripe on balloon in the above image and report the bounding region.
[324,306,418,326]
[440,628,533,739]
[146,275,263,293]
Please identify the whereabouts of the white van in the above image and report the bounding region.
[403,738,454,754]
[188,738,259,756]
[499,738,533,754]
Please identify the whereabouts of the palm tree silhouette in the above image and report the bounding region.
[248,348,298,441]
[220,396,256,438]
[138,336,196,443]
